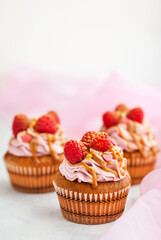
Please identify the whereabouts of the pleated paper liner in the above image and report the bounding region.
[53,181,130,225]
[125,150,158,185]
[5,162,60,193]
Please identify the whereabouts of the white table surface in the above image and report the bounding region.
[0,124,140,240]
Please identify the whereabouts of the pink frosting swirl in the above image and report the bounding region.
[59,146,127,184]
[102,119,158,153]
[8,127,66,157]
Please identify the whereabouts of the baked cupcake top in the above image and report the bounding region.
[8,111,66,160]
[59,131,127,188]
[101,104,158,153]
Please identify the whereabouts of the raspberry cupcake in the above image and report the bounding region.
[101,104,159,185]
[53,131,131,224]
[4,111,66,193]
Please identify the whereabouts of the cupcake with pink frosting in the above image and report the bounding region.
[101,104,159,185]
[53,131,131,224]
[4,111,66,193]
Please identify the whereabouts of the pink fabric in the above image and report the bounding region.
[100,169,161,240]
[0,68,161,238]
[100,189,161,240]
[140,168,161,196]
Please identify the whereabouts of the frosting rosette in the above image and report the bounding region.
[59,131,128,188]
[8,127,66,157]
[101,105,158,153]
[102,119,158,153]
[7,111,66,159]
[4,111,66,194]
[60,146,127,184]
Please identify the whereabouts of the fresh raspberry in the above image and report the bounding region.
[12,114,30,137]
[115,104,129,112]
[35,114,58,134]
[103,111,120,128]
[127,107,144,123]
[92,132,112,151]
[64,140,87,164]
[22,134,32,142]
[81,131,98,147]
[47,111,60,124]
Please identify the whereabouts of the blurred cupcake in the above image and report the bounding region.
[53,131,131,224]
[101,104,159,184]
[4,111,66,193]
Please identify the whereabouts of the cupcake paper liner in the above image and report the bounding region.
[125,150,157,185]
[5,162,60,193]
[53,181,130,224]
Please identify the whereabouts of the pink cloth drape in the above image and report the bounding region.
[100,169,161,240]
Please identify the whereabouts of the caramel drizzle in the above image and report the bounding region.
[127,121,143,152]
[46,133,62,164]
[134,121,139,134]
[72,161,98,188]
[119,122,144,152]
[126,122,157,153]
[116,149,124,167]
[120,167,126,176]
[90,147,126,186]
[29,126,65,164]
[147,131,157,152]
[69,146,126,188]
[30,133,38,164]
[91,152,118,178]
[80,162,98,188]
[110,147,124,168]
[118,126,133,150]
[47,134,55,157]
[133,122,146,152]
[118,126,128,141]
[140,136,146,147]
[9,137,14,144]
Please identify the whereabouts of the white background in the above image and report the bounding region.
[0,0,161,82]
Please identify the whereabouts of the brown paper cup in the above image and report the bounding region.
[125,150,158,185]
[53,180,130,224]
[5,162,60,193]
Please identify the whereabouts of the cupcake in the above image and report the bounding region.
[101,104,159,185]
[53,131,131,224]
[4,111,66,193]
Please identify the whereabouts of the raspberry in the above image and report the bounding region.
[127,107,144,123]
[35,114,58,134]
[47,111,60,124]
[64,140,87,164]
[92,132,112,151]
[81,131,98,147]
[103,111,120,128]
[115,104,129,112]
[12,114,30,137]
